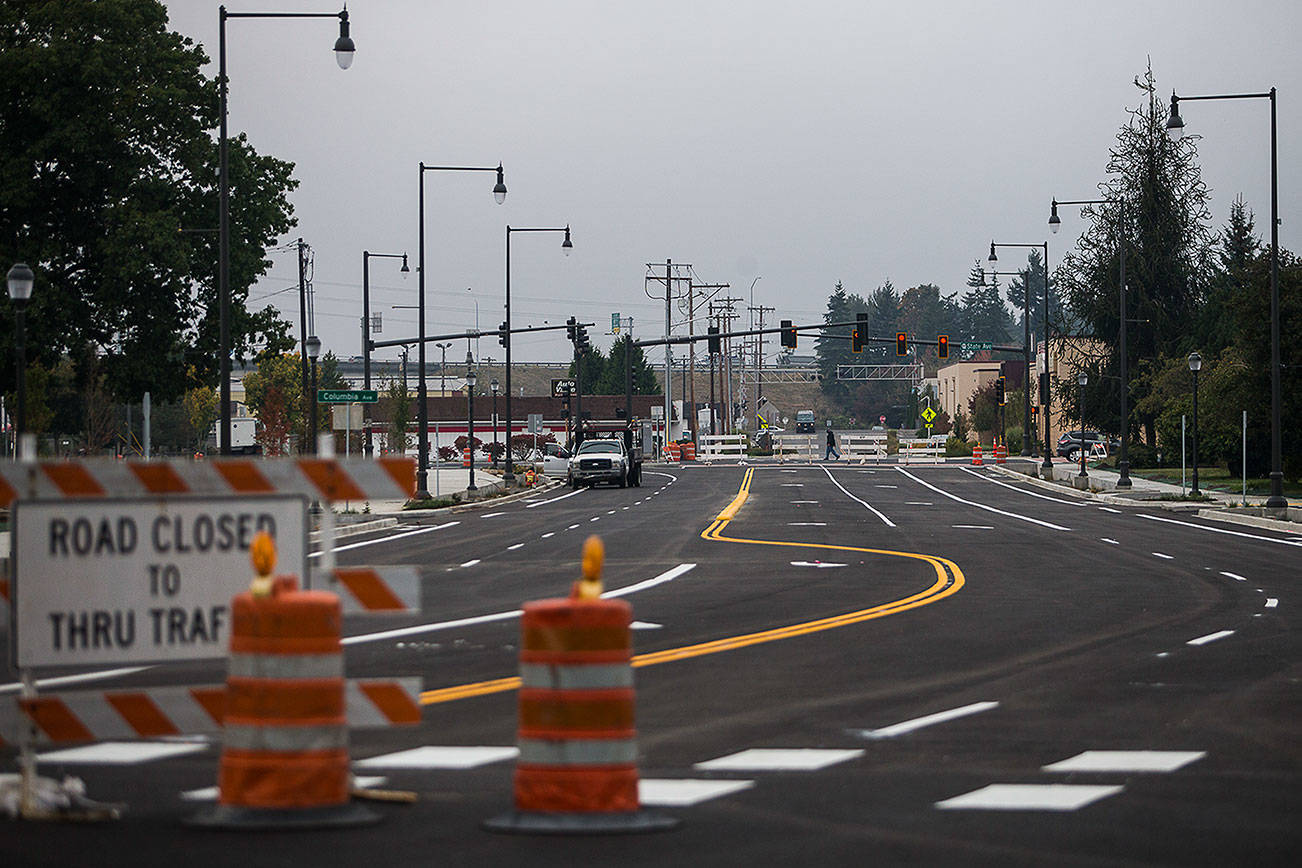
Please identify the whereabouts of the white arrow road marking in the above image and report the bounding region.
[790,561,848,568]
[343,564,695,646]
[855,701,999,739]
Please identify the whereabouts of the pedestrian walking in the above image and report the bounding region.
[825,425,840,460]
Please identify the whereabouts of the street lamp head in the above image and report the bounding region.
[987,242,997,263]
[1048,200,1061,234]
[1165,92,1184,140]
[1187,350,1202,372]
[493,164,507,205]
[305,334,321,360]
[7,262,34,303]
[400,253,410,275]
[466,368,477,388]
[333,8,355,69]
[1077,371,1088,387]
[561,225,573,256]
[490,377,499,394]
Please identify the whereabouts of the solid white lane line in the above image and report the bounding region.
[506,543,524,551]
[1265,598,1279,608]
[312,522,459,557]
[820,465,895,527]
[1220,571,1247,582]
[343,564,695,646]
[856,701,999,739]
[1101,538,1120,545]
[1152,552,1175,560]
[525,488,586,508]
[1137,513,1302,547]
[958,466,1087,506]
[1187,630,1235,646]
[895,467,1071,532]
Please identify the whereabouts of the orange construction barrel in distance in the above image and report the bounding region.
[188,532,377,830]
[484,536,677,835]
[972,444,983,466]
[681,441,696,461]
[663,442,681,462]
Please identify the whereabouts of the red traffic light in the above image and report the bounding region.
[896,332,908,356]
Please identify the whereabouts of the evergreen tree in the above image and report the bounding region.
[1005,249,1061,347]
[596,335,661,395]
[962,263,1014,343]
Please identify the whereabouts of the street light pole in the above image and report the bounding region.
[1050,198,1130,487]
[306,335,321,455]
[986,242,1048,458]
[362,250,407,457]
[414,162,506,499]
[1167,87,1284,508]
[6,263,34,459]
[490,377,500,468]
[1188,351,1202,496]
[505,225,571,486]
[217,4,353,455]
[1077,370,1089,479]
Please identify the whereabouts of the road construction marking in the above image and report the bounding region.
[855,701,999,739]
[1220,571,1247,581]
[820,465,895,527]
[417,471,961,706]
[1043,751,1206,774]
[1153,552,1175,559]
[1137,514,1302,547]
[895,467,1071,531]
[936,784,1123,811]
[1187,630,1235,646]
[313,522,459,557]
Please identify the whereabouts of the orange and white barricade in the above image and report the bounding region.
[681,441,697,461]
[662,442,681,462]
[189,534,377,829]
[485,537,676,834]
[995,444,1007,464]
[971,444,983,466]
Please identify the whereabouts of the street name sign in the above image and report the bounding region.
[318,389,378,403]
[12,495,308,667]
[960,342,993,353]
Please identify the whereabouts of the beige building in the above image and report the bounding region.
[937,360,1005,426]
[1035,336,1108,444]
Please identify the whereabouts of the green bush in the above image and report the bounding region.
[945,436,972,457]
[1004,426,1023,452]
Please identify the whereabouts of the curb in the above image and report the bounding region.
[987,464,1219,511]
[1195,508,1301,534]
[310,517,398,542]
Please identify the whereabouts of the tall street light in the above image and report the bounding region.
[987,241,1048,457]
[362,250,407,456]
[1049,197,1131,488]
[1188,351,1202,496]
[6,263,34,458]
[505,225,571,486]
[465,352,478,493]
[218,4,354,455]
[1077,370,1089,479]
[1167,87,1285,509]
[306,334,321,455]
[490,376,500,468]
[415,162,506,499]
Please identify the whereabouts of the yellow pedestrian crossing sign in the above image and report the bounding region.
[921,406,936,424]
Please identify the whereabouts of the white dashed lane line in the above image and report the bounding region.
[1101,538,1119,545]
[506,543,524,551]
[541,532,555,539]
[1221,571,1247,582]
[1152,552,1175,560]
[1187,630,1235,646]
[459,559,481,568]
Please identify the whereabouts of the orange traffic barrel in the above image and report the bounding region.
[972,444,983,466]
[996,444,1007,464]
[189,535,376,829]
[681,441,696,461]
[664,442,681,462]
[485,537,676,834]
[462,447,472,467]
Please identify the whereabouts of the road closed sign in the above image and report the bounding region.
[12,495,308,668]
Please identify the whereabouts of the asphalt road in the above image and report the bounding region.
[2,462,1298,866]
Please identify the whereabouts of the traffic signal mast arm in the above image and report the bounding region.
[634,318,1024,354]
[369,321,595,351]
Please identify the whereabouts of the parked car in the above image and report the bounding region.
[527,442,571,476]
[1056,430,1121,459]
[568,437,633,488]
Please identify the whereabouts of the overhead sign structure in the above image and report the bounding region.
[551,378,576,398]
[12,495,308,668]
[318,389,378,403]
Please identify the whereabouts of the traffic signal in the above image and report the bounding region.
[1039,371,1049,405]
[896,332,908,356]
[937,334,949,360]
[707,325,721,355]
[852,312,867,353]
[576,325,591,354]
[498,321,508,348]
[780,319,796,349]
[995,375,1006,405]
[566,316,577,342]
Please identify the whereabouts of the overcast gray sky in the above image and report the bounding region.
[162,0,1302,368]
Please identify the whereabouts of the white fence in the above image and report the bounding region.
[840,434,889,463]
[775,434,818,463]
[899,438,945,464]
[698,434,749,462]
